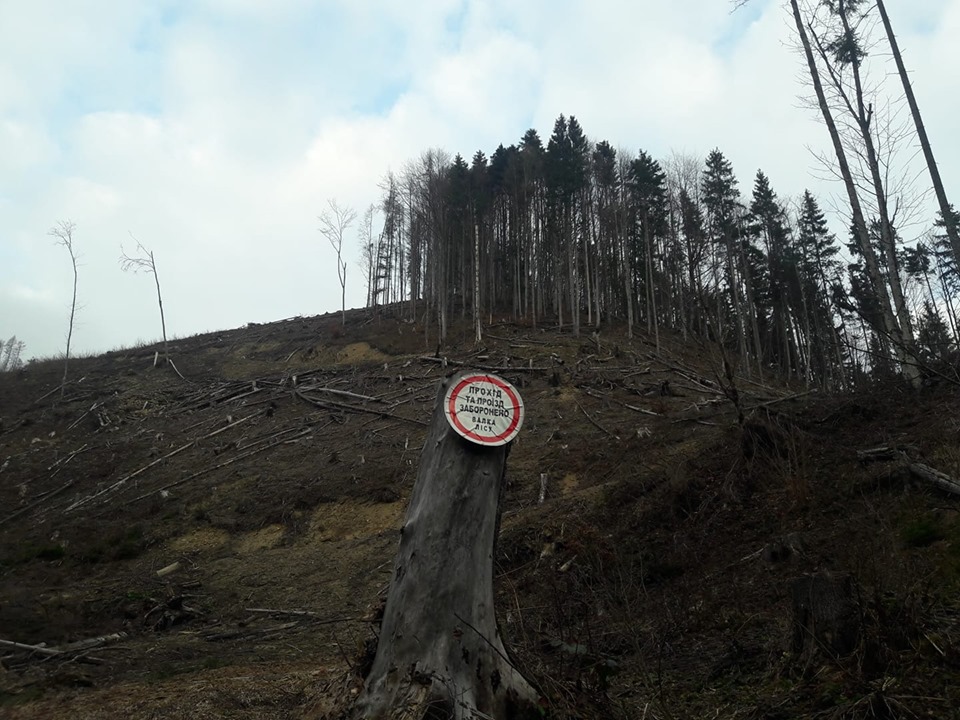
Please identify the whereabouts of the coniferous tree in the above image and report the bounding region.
[446,153,471,315]
[567,117,591,335]
[591,141,619,328]
[488,143,521,318]
[701,149,749,362]
[933,207,960,283]
[627,151,668,347]
[916,300,953,365]
[749,171,792,374]
[678,186,709,336]
[545,115,571,329]
[373,172,405,308]
[545,115,590,334]
[519,129,546,323]
[796,190,847,387]
[368,109,941,385]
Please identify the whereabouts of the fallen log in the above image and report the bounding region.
[576,400,620,441]
[124,424,322,505]
[65,410,264,512]
[908,462,960,496]
[294,391,427,426]
[856,446,960,497]
[418,356,552,372]
[297,386,382,403]
[0,639,61,657]
[60,632,128,653]
[245,608,361,625]
[0,631,127,659]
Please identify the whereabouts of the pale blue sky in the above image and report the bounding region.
[1,0,958,359]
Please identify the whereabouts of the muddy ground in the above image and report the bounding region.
[2,307,959,718]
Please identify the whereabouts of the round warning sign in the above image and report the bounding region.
[444,373,524,446]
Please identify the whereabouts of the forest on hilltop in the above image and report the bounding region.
[356,0,959,393]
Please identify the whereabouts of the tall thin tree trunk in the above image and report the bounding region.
[622,211,634,339]
[63,248,78,399]
[726,231,749,374]
[591,199,602,328]
[935,253,960,341]
[583,241,592,328]
[790,0,916,381]
[876,0,960,270]
[150,252,169,363]
[474,222,482,344]
[739,219,764,378]
[833,2,915,350]
[568,205,580,336]
[644,213,660,351]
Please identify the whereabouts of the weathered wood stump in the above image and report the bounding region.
[791,572,860,658]
[351,371,540,719]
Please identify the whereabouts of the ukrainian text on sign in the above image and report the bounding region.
[444,373,524,446]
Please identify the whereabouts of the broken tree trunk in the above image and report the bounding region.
[352,371,540,719]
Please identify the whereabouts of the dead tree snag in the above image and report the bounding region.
[351,371,540,719]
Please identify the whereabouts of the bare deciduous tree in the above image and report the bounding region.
[49,221,79,399]
[120,236,170,367]
[787,0,919,382]
[318,199,357,327]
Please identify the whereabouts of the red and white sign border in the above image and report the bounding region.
[444,373,524,446]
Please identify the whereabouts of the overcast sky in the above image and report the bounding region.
[2,0,958,360]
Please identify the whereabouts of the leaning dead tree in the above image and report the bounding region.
[49,221,79,399]
[120,237,171,368]
[351,371,540,719]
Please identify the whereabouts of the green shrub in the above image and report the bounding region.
[900,517,945,548]
[35,544,66,561]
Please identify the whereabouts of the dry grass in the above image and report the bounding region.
[2,310,959,718]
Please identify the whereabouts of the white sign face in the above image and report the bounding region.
[444,373,524,446]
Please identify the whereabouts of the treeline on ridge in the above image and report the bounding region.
[359,113,958,391]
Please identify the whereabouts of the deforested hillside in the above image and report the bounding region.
[2,307,960,719]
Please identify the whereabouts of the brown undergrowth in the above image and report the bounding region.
[1,308,959,718]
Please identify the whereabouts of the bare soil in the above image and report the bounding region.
[2,307,959,719]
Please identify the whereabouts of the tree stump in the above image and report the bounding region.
[351,371,540,719]
[790,572,860,658]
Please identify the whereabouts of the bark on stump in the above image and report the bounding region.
[791,572,860,658]
[352,372,540,719]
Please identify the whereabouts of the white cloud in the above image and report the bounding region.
[0,120,59,176]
